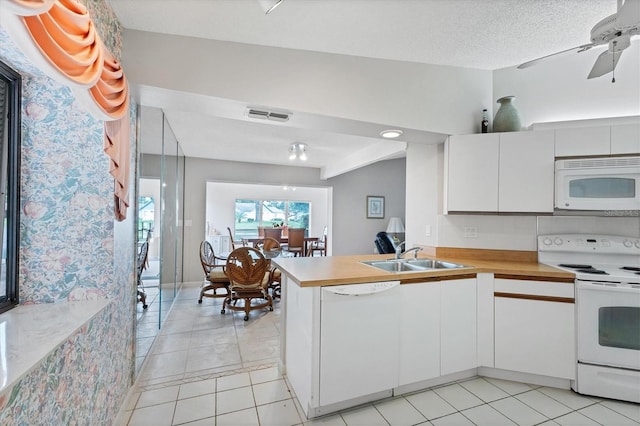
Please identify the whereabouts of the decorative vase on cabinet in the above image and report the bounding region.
[493,96,521,132]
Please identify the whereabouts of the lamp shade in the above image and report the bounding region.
[386,217,405,233]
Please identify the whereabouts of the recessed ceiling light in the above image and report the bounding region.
[380,129,403,139]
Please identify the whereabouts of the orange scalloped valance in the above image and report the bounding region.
[2,0,131,220]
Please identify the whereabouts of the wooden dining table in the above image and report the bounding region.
[243,236,319,256]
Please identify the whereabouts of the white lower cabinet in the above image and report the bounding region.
[494,278,576,380]
[441,278,477,375]
[399,282,441,386]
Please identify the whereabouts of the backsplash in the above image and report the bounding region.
[538,215,640,238]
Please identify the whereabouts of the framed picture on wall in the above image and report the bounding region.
[366,196,385,219]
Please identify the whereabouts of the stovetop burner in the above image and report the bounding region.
[558,263,593,269]
[576,268,609,275]
[621,266,640,272]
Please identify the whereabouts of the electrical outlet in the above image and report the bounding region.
[464,227,478,238]
[425,225,432,237]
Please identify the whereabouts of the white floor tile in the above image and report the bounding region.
[139,351,188,381]
[136,386,180,409]
[216,386,256,415]
[216,372,251,391]
[127,401,175,426]
[257,399,303,426]
[406,390,457,421]
[579,403,640,426]
[554,411,600,425]
[484,377,535,395]
[515,390,573,419]
[172,393,216,425]
[537,387,598,410]
[600,399,640,422]
[460,378,510,402]
[374,397,427,425]
[461,404,516,425]
[250,366,281,384]
[340,404,389,425]
[215,407,260,425]
[430,412,475,426]
[253,379,293,406]
[490,396,549,426]
[178,378,216,400]
[433,384,484,411]
[185,343,242,373]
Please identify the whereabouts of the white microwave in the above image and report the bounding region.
[555,156,640,211]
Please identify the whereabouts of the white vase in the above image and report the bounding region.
[493,96,521,132]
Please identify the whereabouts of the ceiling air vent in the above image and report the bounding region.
[246,107,291,122]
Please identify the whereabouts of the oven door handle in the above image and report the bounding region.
[577,281,640,294]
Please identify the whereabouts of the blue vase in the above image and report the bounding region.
[493,96,521,132]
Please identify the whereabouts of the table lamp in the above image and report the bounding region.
[386,217,405,243]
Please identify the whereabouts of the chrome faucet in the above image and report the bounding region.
[394,243,423,260]
[402,246,423,260]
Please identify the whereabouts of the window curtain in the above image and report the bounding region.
[1,0,131,219]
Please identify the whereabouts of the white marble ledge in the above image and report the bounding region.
[0,299,109,394]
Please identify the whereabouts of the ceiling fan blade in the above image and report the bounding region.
[587,49,622,78]
[617,0,640,29]
[517,43,595,69]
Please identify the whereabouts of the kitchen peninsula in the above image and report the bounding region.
[272,253,575,419]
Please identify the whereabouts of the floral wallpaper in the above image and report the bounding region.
[0,0,136,423]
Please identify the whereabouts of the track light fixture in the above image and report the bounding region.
[288,143,308,161]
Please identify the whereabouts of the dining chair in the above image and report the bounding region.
[263,227,283,242]
[253,237,282,299]
[198,240,231,303]
[227,226,245,250]
[137,240,149,309]
[286,227,306,257]
[308,226,328,256]
[222,247,273,321]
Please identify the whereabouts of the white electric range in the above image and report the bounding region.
[538,234,640,403]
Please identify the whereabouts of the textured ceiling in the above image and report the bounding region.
[108,0,617,70]
[108,0,621,174]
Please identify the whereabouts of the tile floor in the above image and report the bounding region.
[119,282,640,426]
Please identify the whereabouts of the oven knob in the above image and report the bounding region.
[554,238,563,245]
[635,241,640,249]
[624,240,633,248]
[542,237,552,246]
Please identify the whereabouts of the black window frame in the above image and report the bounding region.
[0,60,21,314]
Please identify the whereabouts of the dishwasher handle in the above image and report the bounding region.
[323,281,400,296]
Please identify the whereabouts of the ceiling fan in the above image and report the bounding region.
[518,0,640,82]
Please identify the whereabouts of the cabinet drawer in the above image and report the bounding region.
[495,278,574,299]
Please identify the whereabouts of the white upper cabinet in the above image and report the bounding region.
[499,130,554,212]
[555,126,610,157]
[611,122,640,154]
[445,131,554,213]
[445,133,500,212]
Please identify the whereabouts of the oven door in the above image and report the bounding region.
[577,280,640,370]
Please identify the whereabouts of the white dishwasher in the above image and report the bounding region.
[319,281,400,406]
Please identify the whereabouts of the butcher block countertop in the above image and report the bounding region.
[272,251,574,288]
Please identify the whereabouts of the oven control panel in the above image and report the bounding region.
[538,234,640,254]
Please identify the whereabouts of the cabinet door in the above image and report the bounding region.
[611,122,640,155]
[555,126,610,157]
[446,134,500,212]
[441,278,477,376]
[498,130,555,212]
[495,297,575,379]
[398,283,440,386]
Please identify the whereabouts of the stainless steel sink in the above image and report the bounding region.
[360,258,469,273]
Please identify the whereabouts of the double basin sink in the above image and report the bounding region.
[360,258,469,273]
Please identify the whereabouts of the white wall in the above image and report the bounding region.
[205,182,330,240]
[493,43,640,127]
[122,30,493,136]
